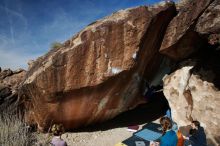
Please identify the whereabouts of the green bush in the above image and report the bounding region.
[51,41,63,49]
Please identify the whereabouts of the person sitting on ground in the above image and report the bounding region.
[50,124,67,146]
[184,120,207,146]
[159,117,178,146]
[159,116,169,132]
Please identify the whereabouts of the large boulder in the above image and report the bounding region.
[19,2,176,130]
[163,58,220,144]
[159,0,213,60]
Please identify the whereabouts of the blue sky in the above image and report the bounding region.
[0,0,167,69]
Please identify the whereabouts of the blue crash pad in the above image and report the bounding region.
[134,129,162,141]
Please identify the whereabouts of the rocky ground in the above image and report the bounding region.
[36,117,158,146]
[36,123,145,146]
[62,126,133,146]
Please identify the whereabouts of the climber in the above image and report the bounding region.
[143,82,155,100]
[143,82,163,101]
[50,124,68,146]
[143,81,172,120]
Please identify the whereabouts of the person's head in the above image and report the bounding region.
[51,124,65,136]
[160,116,167,125]
[191,120,200,129]
[160,117,172,134]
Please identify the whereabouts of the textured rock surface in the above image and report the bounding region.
[163,59,220,144]
[20,2,176,130]
[159,0,213,60]
[0,68,13,80]
[0,68,26,106]
[196,0,220,45]
[196,0,220,34]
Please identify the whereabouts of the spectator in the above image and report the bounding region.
[184,121,207,146]
[50,124,67,146]
[159,117,178,146]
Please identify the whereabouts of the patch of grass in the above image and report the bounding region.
[0,106,36,146]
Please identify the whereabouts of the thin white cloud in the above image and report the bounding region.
[0,0,28,47]
[40,7,90,44]
[0,49,41,70]
[0,4,102,70]
[0,32,43,70]
[0,3,28,30]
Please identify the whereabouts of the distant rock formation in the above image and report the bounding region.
[0,68,26,107]
[19,2,176,130]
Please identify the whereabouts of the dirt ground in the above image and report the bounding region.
[62,126,133,146]
[36,123,147,146]
[36,92,168,146]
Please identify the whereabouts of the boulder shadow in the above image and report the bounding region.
[72,91,169,132]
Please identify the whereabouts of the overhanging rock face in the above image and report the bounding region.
[159,0,213,60]
[20,2,176,130]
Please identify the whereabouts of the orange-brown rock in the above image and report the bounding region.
[159,0,213,60]
[19,2,176,130]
